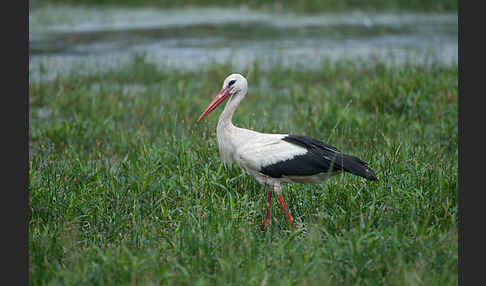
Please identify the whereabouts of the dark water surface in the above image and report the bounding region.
[29,6,458,81]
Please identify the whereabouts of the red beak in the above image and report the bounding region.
[197,88,231,122]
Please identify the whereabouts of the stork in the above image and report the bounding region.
[197,74,377,230]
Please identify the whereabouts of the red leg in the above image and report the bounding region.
[278,193,295,230]
[260,190,273,230]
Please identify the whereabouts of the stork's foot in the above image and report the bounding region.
[260,187,296,231]
[289,222,296,231]
[260,190,273,231]
[260,219,295,231]
[278,193,295,230]
[259,221,267,231]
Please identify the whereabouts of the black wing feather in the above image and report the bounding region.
[260,135,377,181]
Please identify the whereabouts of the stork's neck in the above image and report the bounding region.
[217,94,242,131]
[216,93,246,166]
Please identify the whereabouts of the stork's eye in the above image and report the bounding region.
[228,80,236,87]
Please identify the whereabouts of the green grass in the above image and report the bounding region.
[30,0,457,13]
[29,56,458,285]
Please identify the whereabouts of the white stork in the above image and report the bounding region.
[197,74,377,230]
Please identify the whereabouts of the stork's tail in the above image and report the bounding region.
[338,153,378,181]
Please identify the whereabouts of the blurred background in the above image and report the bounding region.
[29,0,457,82]
[29,2,459,285]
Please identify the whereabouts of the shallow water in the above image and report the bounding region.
[29,6,457,81]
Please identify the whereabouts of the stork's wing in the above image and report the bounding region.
[235,134,307,173]
[237,134,377,181]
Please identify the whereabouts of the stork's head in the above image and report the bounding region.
[197,73,248,122]
[222,73,248,96]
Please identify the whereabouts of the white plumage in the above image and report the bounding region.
[198,73,377,230]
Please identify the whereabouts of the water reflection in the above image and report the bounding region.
[29,7,458,81]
